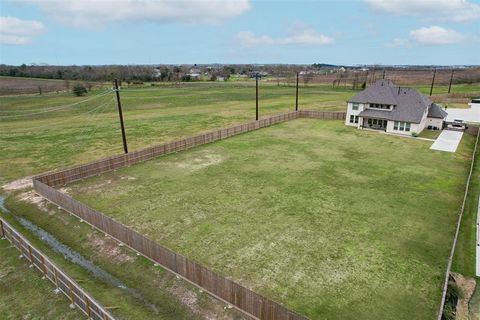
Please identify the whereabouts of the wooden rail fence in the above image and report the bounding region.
[0,218,115,320]
[33,110,346,320]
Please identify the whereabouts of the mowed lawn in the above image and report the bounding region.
[66,119,475,320]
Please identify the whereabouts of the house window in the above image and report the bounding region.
[354,116,359,123]
[350,115,355,123]
[352,103,359,110]
[394,122,411,131]
[370,104,390,110]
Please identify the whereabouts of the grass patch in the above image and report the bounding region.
[453,133,480,278]
[66,119,475,320]
[419,130,442,140]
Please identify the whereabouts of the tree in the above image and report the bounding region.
[72,84,87,96]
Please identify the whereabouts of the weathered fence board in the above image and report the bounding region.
[0,218,115,320]
[32,110,347,320]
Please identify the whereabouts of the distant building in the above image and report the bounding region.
[345,80,448,134]
[187,73,202,80]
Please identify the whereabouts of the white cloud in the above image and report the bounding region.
[0,16,46,45]
[410,26,475,45]
[14,0,251,27]
[235,29,334,48]
[366,0,480,22]
[386,26,477,47]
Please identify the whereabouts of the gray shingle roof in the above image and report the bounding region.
[427,103,448,119]
[351,80,432,123]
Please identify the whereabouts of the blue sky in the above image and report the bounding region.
[0,0,479,65]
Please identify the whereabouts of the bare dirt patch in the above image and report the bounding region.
[167,280,244,320]
[17,191,49,212]
[2,177,32,192]
[0,77,65,95]
[87,233,135,264]
[451,272,477,320]
[174,152,224,172]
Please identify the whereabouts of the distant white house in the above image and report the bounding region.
[345,80,448,135]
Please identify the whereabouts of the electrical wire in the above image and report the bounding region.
[2,96,116,133]
[0,89,113,116]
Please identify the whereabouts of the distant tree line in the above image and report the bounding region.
[1,63,478,87]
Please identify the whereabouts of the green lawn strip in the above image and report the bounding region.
[1,195,243,320]
[419,130,442,140]
[452,132,480,278]
[0,238,82,320]
[66,119,474,320]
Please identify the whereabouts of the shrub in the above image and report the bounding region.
[72,84,87,96]
[411,132,419,137]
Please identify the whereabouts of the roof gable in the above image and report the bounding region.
[427,103,448,119]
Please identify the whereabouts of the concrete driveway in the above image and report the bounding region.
[446,103,480,123]
[430,130,464,152]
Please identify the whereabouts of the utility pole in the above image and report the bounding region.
[448,69,454,94]
[429,69,436,96]
[295,72,299,111]
[255,73,259,121]
[113,79,128,154]
[382,69,386,80]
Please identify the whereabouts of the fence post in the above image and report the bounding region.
[28,245,34,264]
[69,282,75,305]
[54,268,59,288]
[0,219,4,237]
[40,255,47,276]
[85,296,92,318]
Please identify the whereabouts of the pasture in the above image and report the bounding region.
[0,81,353,184]
[1,80,478,184]
[65,119,475,320]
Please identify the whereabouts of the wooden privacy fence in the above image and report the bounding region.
[33,110,346,320]
[0,218,115,320]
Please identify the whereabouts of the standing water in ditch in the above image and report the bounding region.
[0,195,160,313]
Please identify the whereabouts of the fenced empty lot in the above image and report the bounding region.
[57,119,476,320]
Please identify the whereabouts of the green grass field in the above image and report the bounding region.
[1,80,478,185]
[0,82,355,184]
[65,119,475,320]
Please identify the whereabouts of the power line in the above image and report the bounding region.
[3,96,114,133]
[0,89,113,117]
